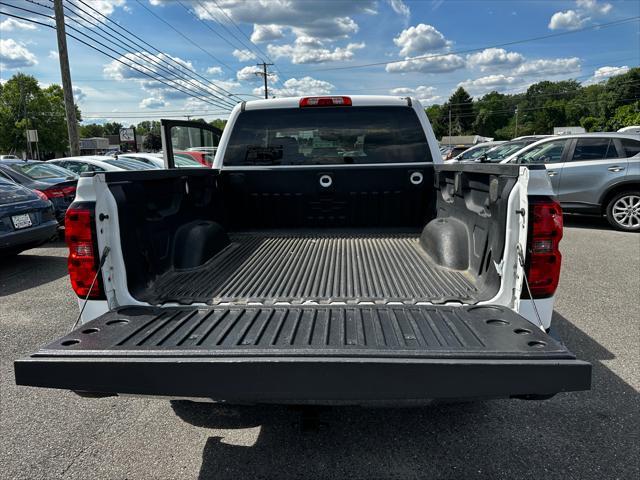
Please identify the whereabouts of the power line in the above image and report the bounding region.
[279,16,640,74]
[132,0,236,76]
[71,0,241,104]
[194,0,286,88]
[0,5,231,110]
[177,0,260,61]
[2,1,235,109]
[60,0,237,109]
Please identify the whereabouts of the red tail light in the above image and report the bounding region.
[42,185,76,199]
[33,189,50,202]
[522,198,563,299]
[299,96,352,107]
[65,206,104,299]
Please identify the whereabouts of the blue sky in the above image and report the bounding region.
[1,0,638,124]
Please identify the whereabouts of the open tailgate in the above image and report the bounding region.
[15,305,591,403]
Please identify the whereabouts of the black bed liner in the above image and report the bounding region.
[144,231,479,305]
[15,305,591,402]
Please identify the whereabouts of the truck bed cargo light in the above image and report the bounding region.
[299,96,352,107]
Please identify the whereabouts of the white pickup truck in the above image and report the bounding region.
[15,95,590,404]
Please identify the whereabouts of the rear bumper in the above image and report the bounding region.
[0,220,58,250]
[15,356,591,403]
[14,305,592,404]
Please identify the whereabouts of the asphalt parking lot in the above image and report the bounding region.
[1,215,638,480]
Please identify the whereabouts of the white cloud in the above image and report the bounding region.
[206,66,223,76]
[191,1,376,40]
[386,53,466,74]
[549,0,612,30]
[387,0,410,19]
[139,97,167,109]
[577,0,612,15]
[389,85,440,105]
[104,52,195,82]
[593,65,629,79]
[392,24,451,57]
[467,48,524,71]
[0,18,37,32]
[103,51,238,102]
[232,49,257,62]
[251,24,285,43]
[584,65,630,84]
[236,65,262,82]
[73,86,86,103]
[87,0,126,17]
[0,39,38,69]
[48,50,59,60]
[458,74,519,95]
[253,76,335,98]
[513,57,581,76]
[548,10,585,30]
[267,37,364,64]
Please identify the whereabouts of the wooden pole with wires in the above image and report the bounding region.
[53,0,80,156]
[256,62,274,99]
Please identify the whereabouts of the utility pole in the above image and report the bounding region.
[514,106,519,138]
[255,62,274,99]
[53,0,80,156]
[448,106,452,145]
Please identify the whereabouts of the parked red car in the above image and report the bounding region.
[175,151,215,167]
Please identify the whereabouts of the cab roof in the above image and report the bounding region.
[242,95,413,111]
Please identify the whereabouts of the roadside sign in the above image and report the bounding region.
[26,130,38,142]
[119,128,135,142]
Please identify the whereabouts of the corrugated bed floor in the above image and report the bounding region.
[148,232,479,305]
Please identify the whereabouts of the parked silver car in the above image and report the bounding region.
[503,133,640,231]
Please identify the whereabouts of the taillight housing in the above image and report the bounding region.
[65,204,105,299]
[33,189,50,202]
[299,96,352,107]
[43,185,76,199]
[522,197,563,299]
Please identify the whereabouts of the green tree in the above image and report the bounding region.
[424,104,447,139]
[136,120,161,136]
[102,122,123,136]
[209,118,227,131]
[143,132,162,151]
[472,91,513,138]
[446,87,474,134]
[608,101,640,131]
[80,123,105,137]
[0,73,82,156]
[580,116,606,132]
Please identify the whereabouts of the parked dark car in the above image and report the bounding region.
[0,160,78,224]
[0,176,58,255]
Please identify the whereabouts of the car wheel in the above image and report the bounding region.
[606,191,640,232]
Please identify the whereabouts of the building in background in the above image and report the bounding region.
[79,137,109,155]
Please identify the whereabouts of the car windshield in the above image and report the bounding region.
[174,154,205,167]
[458,145,492,160]
[9,162,77,179]
[118,155,154,166]
[224,106,431,166]
[484,141,529,162]
[104,159,156,170]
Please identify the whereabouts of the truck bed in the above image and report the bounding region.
[144,231,479,305]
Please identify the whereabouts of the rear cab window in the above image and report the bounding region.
[223,106,431,166]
